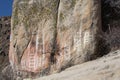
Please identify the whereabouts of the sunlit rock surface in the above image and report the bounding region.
[30,50,120,80]
[9,0,101,78]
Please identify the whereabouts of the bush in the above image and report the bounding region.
[101,0,120,32]
[102,0,120,18]
[104,26,120,51]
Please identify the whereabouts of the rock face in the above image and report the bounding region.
[32,50,120,80]
[9,0,101,78]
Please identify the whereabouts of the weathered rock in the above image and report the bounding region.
[28,50,120,80]
[9,0,101,78]
[56,0,101,68]
[10,0,60,77]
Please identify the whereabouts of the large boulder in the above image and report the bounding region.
[9,0,101,78]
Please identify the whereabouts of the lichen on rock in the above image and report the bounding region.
[9,0,102,78]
